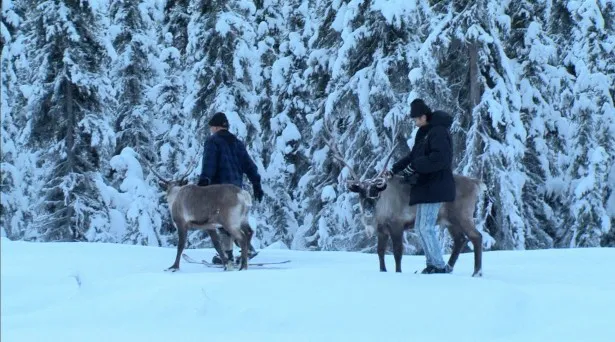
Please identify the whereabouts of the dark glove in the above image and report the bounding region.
[401,165,419,185]
[391,161,404,175]
[197,178,210,187]
[253,184,264,202]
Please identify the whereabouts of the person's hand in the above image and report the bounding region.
[402,165,415,176]
[402,165,419,185]
[253,184,264,202]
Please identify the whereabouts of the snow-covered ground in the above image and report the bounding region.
[2,237,614,342]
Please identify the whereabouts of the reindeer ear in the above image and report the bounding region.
[374,178,387,191]
[178,179,188,186]
[346,180,363,193]
[158,180,168,189]
[374,182,387,191]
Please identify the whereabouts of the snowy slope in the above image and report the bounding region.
[2,238,614,342]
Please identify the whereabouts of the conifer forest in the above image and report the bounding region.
[1,0,614,254]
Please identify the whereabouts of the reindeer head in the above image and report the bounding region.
[346,177,388,199]
[322,118,398,229]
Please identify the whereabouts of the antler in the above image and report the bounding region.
[143,160,172,184]
[138,153,196,185]
[178,155,199,182]
[375,141,399,179]
[322,118,360,181]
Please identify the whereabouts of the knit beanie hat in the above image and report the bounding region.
[410,99,432,118]
[208,112,229,128]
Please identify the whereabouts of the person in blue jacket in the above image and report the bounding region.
[389,99,456,274]
[198,112,263,264]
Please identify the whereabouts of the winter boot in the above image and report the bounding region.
[234,246,259,264]
[420,265,435,274]
[421,264,453,274]
[212,250,234,265]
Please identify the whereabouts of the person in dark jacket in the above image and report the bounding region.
[198,112,264,264]
[388,99,456,274]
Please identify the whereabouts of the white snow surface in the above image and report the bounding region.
[2,238,615,341]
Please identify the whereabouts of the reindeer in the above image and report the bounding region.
[323,120,485,277]
[146,160,254,272]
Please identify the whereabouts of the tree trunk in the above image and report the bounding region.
[64,78,77,239]
[468,41,481,110]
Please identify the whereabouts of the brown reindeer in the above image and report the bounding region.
[146,161,254,272]
[323,120,485,277]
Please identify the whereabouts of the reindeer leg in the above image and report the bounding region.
[208,229,231,270]
[239,223,254,270]
[464,223,483,277]
[446,225,468,272]
[377,227,389,272]
[227,227,247,271]
[239,234,249,271]
[168,223,186,272]
[218,229,236,271]
[391,229,404,273]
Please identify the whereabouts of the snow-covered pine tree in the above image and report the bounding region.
[557,0,615,247]
[251,0,314,249]
[183,0,263,247]
[300,0,421,251]
[110,0,160,162]
[25,0,116,241]
[285,0,341,250]
[185,0,260,134]
[600,1,615,247]
[451,0,526,250]
[539,0,578,247]
[153,0,197,245]
[603,163,615,246]
[506,0,562,249]
[163,0,190,54]
[421,2,476,169]
[104,0,172,245]
[1,0,33,239]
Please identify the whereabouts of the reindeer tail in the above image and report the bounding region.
[239,189,253,207]
[478,180,487,193]
[472,177,487,193]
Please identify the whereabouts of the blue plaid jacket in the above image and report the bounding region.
[198,130,261,189]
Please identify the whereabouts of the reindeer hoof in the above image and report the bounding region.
[472,270,483,277]
[380,269,387,272]
[223,262,235,271]
[165,266,179,272]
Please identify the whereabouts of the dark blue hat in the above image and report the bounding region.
[208,112,229,128]
[410,99,432,118]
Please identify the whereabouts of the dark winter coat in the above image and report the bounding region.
[391,110,456,205]
[198,129,261,190]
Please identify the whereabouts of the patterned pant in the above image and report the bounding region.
[415,202,446,268]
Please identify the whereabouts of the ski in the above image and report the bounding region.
[182,253,291,267]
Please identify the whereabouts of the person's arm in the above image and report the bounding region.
[240,143,263,201]
[390,128,427,174]
[410,127,452,174]
[198,138,219,186]
[391,154,413,174]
